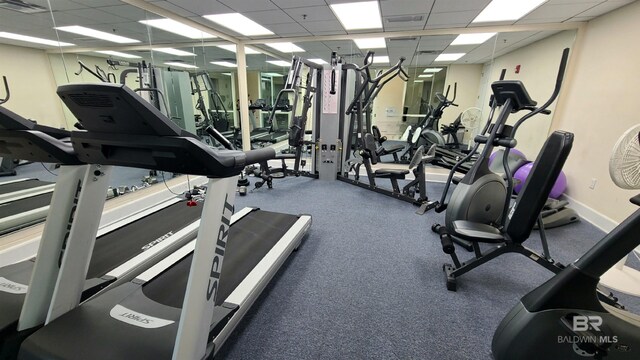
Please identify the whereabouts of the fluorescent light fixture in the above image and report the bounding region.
[139,19,215,39]
[418,74,433,78]
[451,32,496,45]
[95,50,140,58]
[210,61,237,68]
[308,58,328,65]
[0,31,74,47]
[262,72,285,77]
[473,0,548,23]
[153,48,195,56]
[55,25,139,44]
[164,62,198,69]
[353,37,386,49]
[203,13,273,36]
[330,1,382,30]
[266,60,291,67]
[265,42,304,53]
[434,53,465,62]
[372,55,389,64]
[414,80,424,83]
[423,68,443,73]
[222,73,233,76]
[216,44,261,54]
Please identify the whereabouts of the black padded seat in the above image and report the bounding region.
[382,143,404,153]
[452,220,505,243]
[375,168,409,179]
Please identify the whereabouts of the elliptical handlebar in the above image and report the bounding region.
[0,76,9,105]
[512,48,570,132]
[346,54,409,115]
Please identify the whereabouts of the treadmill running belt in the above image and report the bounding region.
[0,193,52,218]
[86,201,203,279]
[0,180,51,195]
[142,210,300,308]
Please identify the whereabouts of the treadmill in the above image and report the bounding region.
[18,83,312,360]
[0,107,207,357]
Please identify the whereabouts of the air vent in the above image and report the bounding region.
[386,15,423,23]
[417,50,439,55]
[68,94,114,108]
[389,37,418,42]
[0,0,47,14]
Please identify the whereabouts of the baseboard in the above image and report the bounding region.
[560,194,618,233]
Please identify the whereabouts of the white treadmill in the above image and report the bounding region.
[18,83,312,360]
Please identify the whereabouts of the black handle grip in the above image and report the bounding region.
[495,138,517,148]
[244,148,276,165]
[330,69,336,95]
[206,126,235,150]
[439,227,455,254]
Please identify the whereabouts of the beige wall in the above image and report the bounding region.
[0,43,66,128]
[442,64,483,125]
[481,30,577,158]
[372,75,407,139]
[551,1,640,224]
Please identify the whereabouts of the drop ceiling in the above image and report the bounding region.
[0,0,635,71]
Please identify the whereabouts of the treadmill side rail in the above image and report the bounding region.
[173,176,238,360]
[17,165,90,331]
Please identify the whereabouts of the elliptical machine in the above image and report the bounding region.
[401,84,458,162]
[432,49,569,251]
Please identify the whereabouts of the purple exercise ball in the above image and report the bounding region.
[489,149,527,167]
[513,162,567,199]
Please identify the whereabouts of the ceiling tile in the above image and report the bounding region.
[301,19,343,33]
[522,3,600,20]
[70,0,122,7]
[574,0,633,17]
[245,9,294,25]
[63,8,131,24]
[432,0,491,13]
[284,6,337,22]
[218,0,278,12]
[380,0,435,16]
[271,0,327,8]
[29,0,86,11]
[268,22,312,35]
[426,10,477,26]
[99,5,150,21]
[162,0,232,15]
[149,1,194,17]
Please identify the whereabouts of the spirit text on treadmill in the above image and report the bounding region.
[58,179,83,267]
[0,277,28,294]
[141,231,174,251]
[207,194,234,302]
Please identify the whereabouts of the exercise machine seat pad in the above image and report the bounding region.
[382,143,404,153]
[452,220,505,243]
[375,169,409,179]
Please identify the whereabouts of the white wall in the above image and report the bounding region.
[481,30,577,159]
[442,64,483,125]
[551,1,640,224]
[0,43,66,128]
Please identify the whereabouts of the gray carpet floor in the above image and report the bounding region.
[218,175,640,360]
[6,163,639,359]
